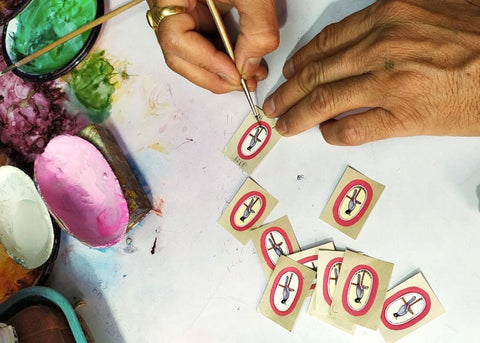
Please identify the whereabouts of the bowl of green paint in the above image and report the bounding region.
[1,0,104,82]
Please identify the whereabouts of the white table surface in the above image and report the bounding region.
[46,0,480,342]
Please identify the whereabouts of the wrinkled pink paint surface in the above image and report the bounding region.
[34,135,129,248]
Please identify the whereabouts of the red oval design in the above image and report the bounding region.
[260,227,294,270]
[237,121,272,160]
[332,179,373,227]
[322,257,343,305]
[269,267,304,316]
[297,255,318,290]
[381,286,431,330]
[341,264,379,316]
[229,191,266,231]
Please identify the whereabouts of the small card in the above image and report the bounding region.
[251,216,300,278]
[330,250,393,330]
[307,250,357,334]
[320,166,385,239]
[257,255,316,331]
[379,272,445,343]
[223,107,281,175]
[218,177,278,245]
[288,242,335,295]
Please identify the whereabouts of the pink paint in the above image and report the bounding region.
[34,135,129,248]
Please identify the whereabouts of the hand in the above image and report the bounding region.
[148,0,279,94]
[263,0,480,145]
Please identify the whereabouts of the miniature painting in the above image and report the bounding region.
[218,177,278,245]
[251,216,300,278]
[258,255,316,331]
[223,107,281,174]
[379,272,445,343]
[320,166,385,239]
[287,242,335,294]
[330,250,393,330]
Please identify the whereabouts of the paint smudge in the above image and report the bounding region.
[174,137,194,150]
[384,59,394,72]
[67,51,116,123]
[0,36,88,168]
[0,0,31,25]
[5,0,97,74]
[123,237,138,254]
[297,174,304,181]
[152,198,164,216]
[150,237,157,255]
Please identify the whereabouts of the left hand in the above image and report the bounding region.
[262,0,480,145]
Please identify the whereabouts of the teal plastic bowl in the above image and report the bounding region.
[0,286,87,343]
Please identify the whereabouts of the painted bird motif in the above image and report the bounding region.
[247,126,265,151]
[393,296,417,318]
[268,237,284,256]
[345,187,363,215]
[280,275,295,304]
[240,197,258,222]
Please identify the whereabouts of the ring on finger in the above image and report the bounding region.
[146,5,187,30]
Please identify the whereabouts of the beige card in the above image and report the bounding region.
[257,255,316,331]
[223,107,281,175]
[307,250,356,334]
[379,272,445,343]
[288,242,335,295]
[330,250,393,330]
[218,177,278,245]
[320,166,385,239]
[251,216,300,278]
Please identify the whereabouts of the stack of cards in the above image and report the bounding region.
[217,109,444,341]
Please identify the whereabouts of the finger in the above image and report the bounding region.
[283,4,376,79]
[163,53,241,93]
[264,50,372,118]
[232,0,280,79]
[156,12,242,91]
[319,108,409,146]
[274,74,381,137]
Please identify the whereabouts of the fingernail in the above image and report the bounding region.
[217,72,239,86]
[263,96,276,116]
[276,118,287,135]
[241,57,261,79]
[283,59,294,78]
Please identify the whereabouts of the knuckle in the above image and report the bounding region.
[309,86,333,116]
[375,0,417,22]
[163,54,178,72]
[296,62,322,94]
[337,119,368,146]
[315,23,337,52]
[253,30,280,53]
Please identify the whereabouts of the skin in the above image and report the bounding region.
[263,0,480,145]
[147,0,279,94]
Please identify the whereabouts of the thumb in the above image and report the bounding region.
[319,108,409,146]
[233,0,279,79]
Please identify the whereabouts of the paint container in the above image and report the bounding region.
[0,0,32,26]
[0,166,54,269]
[1,0,104,82]
[78,125,152,232]
[34,135,130,248]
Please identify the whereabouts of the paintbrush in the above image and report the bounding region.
[0,0,144,76]
[205,0,261,124]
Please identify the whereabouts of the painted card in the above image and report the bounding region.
[223,107,281,175]
[251,216,300,278]
[307,250,356,334]
[288,242,335,295]
[257,255,316,331]
[330,250,393,330]
[218,177,278,245]
[320,166,385,239]
[379,272,445,343]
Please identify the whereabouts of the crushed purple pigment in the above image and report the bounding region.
[0,34,88,169]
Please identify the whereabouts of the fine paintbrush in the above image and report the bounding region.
[0,0,144,76]
[205,0,262,124]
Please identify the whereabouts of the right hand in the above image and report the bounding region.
[148,0,279,94]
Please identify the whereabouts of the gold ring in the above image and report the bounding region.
[146,6,187,30]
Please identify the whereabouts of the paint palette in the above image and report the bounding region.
[1,0,104,81]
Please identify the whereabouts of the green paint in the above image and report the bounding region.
[69,51,116,123]
[6,0,97,74]
[384,59,394,72]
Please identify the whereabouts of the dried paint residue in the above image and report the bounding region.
[0,42,87,167]
[152,198,164,216]
[67,51,116,123]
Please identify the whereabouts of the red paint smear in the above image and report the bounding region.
[152,198,164,216]
[0,34,88,169]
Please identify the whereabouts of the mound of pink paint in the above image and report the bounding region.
[34,135,129,248]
